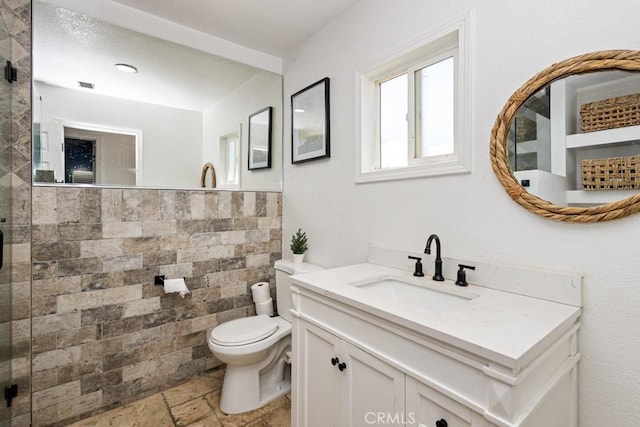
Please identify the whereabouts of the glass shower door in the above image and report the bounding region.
[0,8,12,425]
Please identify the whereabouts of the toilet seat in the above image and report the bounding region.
[211,314,279,346]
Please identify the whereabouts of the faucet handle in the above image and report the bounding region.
[455,264,475,287]
[408,256,424,277]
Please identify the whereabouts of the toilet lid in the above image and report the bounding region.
[211,315,279,346]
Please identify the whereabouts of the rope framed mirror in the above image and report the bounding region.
[490,50,640,222]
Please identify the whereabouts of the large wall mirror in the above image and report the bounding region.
[32,0,283,191]
[491,50,640,222]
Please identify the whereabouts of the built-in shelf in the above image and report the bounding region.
[566,189,640,204]
[515,75,640,206]
[566,125,640,149]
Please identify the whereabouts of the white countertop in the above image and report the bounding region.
[291,263,581,371]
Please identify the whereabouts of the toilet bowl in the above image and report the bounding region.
[208,259,322,414]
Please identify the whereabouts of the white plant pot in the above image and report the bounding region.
[292,253,305,264]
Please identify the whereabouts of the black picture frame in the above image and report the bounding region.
[291,77,330,164]
[248,106,272,170]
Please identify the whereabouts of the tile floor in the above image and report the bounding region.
[69,369,291,427]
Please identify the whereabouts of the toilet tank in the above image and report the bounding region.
[274,259,323,322]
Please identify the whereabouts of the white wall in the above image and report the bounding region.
[36,83,203,188]
[203,71,283,191]
[281,1,640,425]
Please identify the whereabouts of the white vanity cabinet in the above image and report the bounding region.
[294,316,490,427]
[295,320,406,426]
[290,261,581,427]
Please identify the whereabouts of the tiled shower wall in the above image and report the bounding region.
[1,0,32,426]
[30,187,282,426]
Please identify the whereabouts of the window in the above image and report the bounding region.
[414,56,455,158]
[379,73,408,169]
[356,15,471,183]
[64,137,96,184]
[219,126,241,188]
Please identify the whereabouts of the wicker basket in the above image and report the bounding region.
[581,156,640,190]
[580,93,640,133]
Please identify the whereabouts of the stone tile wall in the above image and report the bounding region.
[0,2,284,425]
[0,0,32,426]
[30,187,282,426]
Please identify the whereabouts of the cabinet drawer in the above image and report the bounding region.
[406,376,473,427]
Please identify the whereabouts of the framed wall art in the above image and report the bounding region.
[291,77,330,163]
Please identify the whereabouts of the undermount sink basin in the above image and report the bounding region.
[349,275,478,313]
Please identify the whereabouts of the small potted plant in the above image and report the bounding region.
[290,228,308,264]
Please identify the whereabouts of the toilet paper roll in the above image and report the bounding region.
[251,282,271,303]
[163,278,190,299]
[255,298,274,316]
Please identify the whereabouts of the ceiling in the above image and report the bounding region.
[110,0,360,57]
[33,0,359,111]
[34,1,268,111]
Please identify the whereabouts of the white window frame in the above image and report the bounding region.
[218,125,242,189]
[355,14,472,183]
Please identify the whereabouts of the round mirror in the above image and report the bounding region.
[490,50,640,222]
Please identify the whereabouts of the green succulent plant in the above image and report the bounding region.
[290,228,309,254]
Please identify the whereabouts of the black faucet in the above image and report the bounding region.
[424,234,444,281]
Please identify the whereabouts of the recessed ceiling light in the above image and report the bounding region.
[293,108,305,113]
[115,63,138,73]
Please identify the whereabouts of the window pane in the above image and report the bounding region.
[415,57,454,157]
[379,74,408,168]
[227,138,236,182]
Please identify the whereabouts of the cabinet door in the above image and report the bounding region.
[406,376,473,427]
[295,321,341,427]
[341,341,406,427]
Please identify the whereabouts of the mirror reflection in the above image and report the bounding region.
[508,70,640,207]
[32,0,282,191]
[248,107,272,170]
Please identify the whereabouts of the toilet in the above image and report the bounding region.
[208,259,322,414]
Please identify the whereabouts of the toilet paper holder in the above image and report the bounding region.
[154,276,190,298]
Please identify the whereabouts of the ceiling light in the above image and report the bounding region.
[115,63,138,73]
[294,108,305,113]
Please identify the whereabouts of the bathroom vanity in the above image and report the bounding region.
[290,248,582,427]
